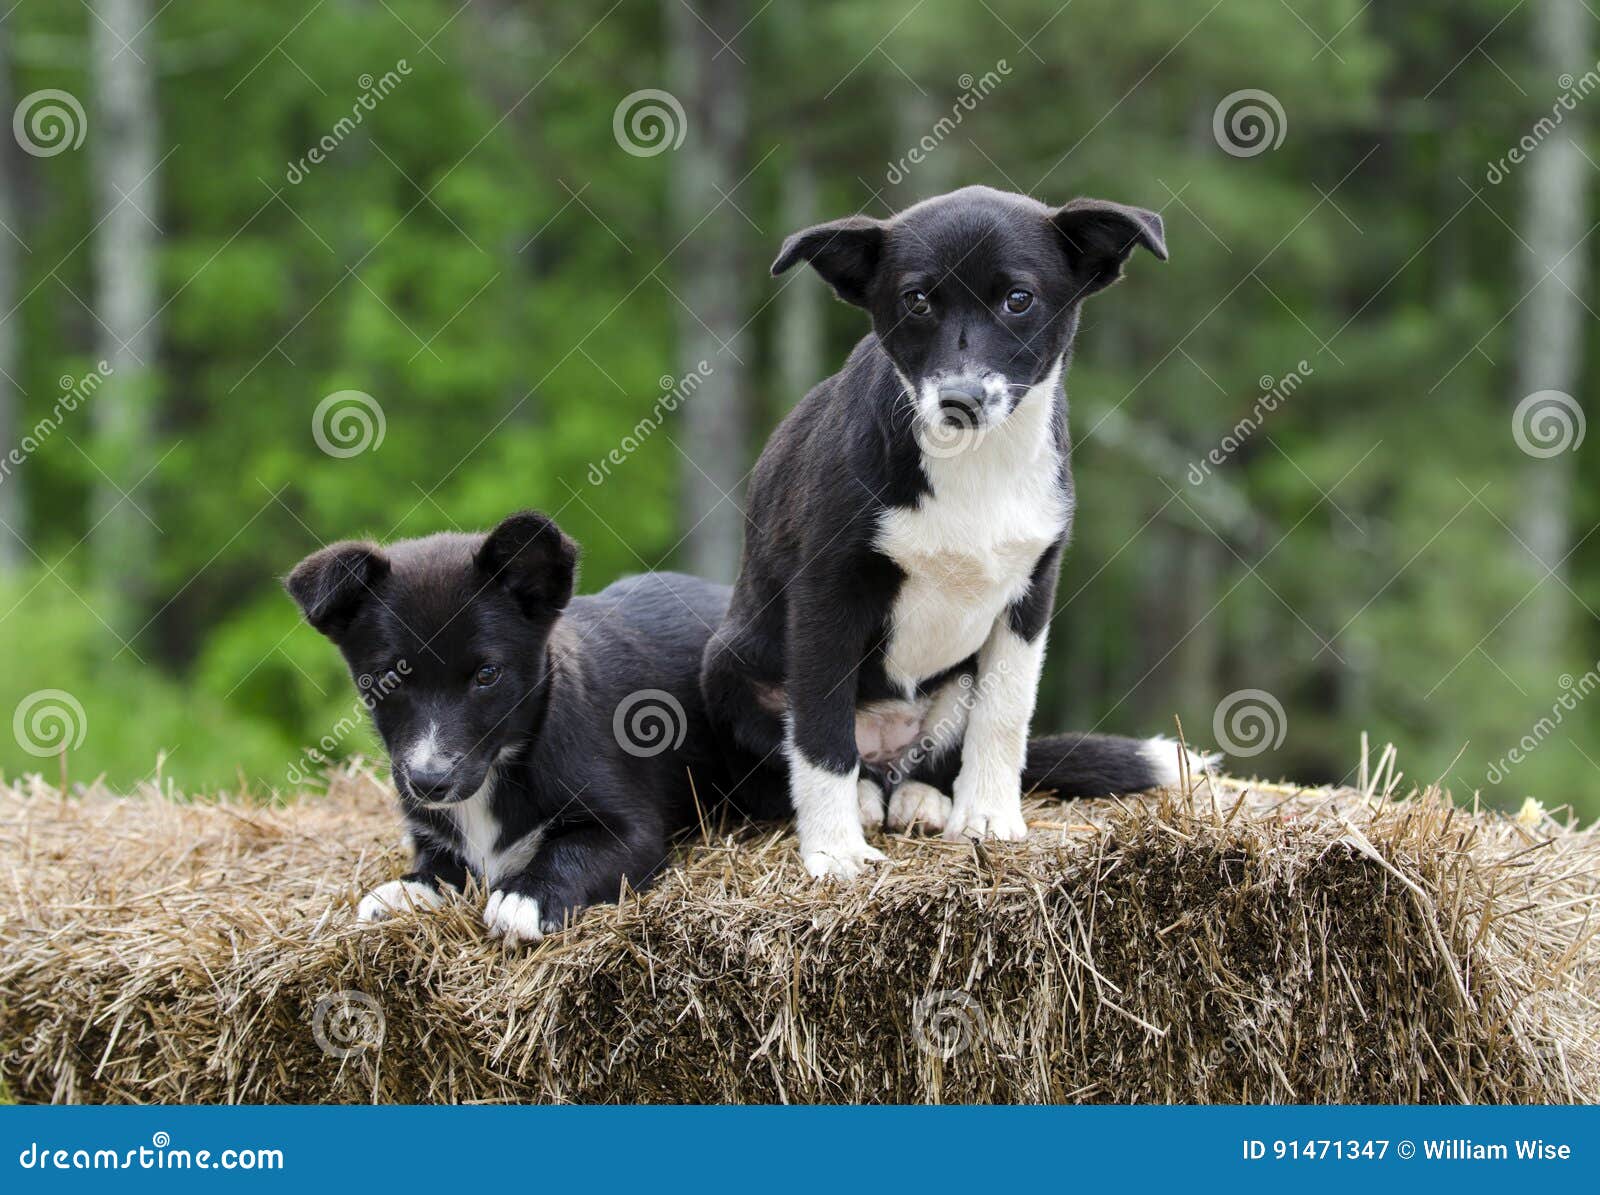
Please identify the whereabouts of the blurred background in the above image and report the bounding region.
[0,0,1595,817]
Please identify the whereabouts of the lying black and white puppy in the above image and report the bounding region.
[286,511,736,945]
[702,185,1209,880]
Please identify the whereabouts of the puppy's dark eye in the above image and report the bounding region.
[473,665,501,688]
[1004,289,1033,314]
[903,289,931,317]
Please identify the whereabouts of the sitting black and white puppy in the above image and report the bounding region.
[702,185,1209,880]
[286,511,736,945]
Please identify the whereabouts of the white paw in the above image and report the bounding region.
[356,879,444,923]
[886,781,953,834]
[857,777,885,832]
[483,889,545,946]
[1143,736,1221,787]
[801,840,887,881]
[943,784,1028,842]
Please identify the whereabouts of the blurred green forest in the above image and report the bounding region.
[0,0,1596,816]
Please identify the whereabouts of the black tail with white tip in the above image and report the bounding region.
[1022,733,1216,797]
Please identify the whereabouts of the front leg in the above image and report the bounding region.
[356,837,466,922]
[944,544,1060,842]
[785,576,885,880]
[484,818,668,947]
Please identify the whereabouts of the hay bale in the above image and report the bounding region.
[0,767,1595,1104]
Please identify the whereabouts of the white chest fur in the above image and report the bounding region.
[875,368,1068,692]
[443,772,545,886]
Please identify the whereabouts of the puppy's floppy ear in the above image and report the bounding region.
[475,510,578,615]
[285,541,390,640]
[1051,199,1167,300]
[771,215,886,307]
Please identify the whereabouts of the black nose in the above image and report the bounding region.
[937,381,984,425]
[407,765,455,801]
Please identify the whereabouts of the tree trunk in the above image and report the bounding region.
[0,26,24,575]
[668,0,749,583]
[892,87,957,204]
[89,0,161,635]
[1510,0,1589,669]
[775,154,823,417]
[1131,522,1223,736]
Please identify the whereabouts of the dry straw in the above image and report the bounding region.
[0,759,1595,1104]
